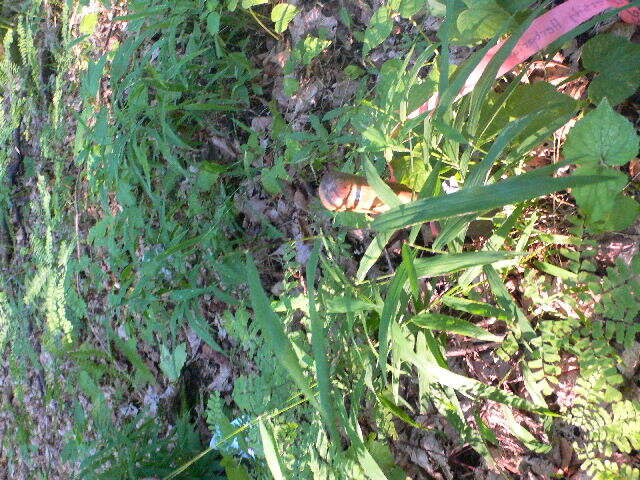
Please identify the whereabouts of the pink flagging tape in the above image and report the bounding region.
[406,0,640,120]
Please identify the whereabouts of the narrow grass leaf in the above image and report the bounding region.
[379,264,408,381]
[376,393,434,432]
[325,296,378,314]
[307,240,341,441]
[441,296,508,320]
[258,419,286,480]
[412,251,519,279]
[356,230,394,282]
[246,255,319,409]
[533,261,578,282]
[372,171,609,232]
[401,244,420,302]
[415,359,552,414]
[411,313,503,342]
[483,264,535,341]
[458,205,523,288]
[364,158,401,209]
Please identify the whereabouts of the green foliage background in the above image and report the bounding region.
[0,1,639,479]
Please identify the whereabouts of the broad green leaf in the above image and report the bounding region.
[207,11,221,35]
[596,195,640,232]
[398,0,427,18]
[372,167,608,232]
[363,6,393,56]
[245,255,319,410]
[477,82,578,143]
[79,12,98,35]
[411,313,502,341]
[572,165,627,225]
[283,77,299,96]
[271,3,299,33]
[426,0,446,15]
[159,343,187,382]
[564,99,639,167]
[391,154,429,192]
[457,0,511,41]
[582,34,640,105]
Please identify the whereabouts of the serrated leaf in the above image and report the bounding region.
[271,3,299,33]
[363,6,393,56]
[571,165,627,225]
[582,34,640,105]
[564,98,639,166]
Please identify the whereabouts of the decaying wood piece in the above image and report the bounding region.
[318,171,415,215]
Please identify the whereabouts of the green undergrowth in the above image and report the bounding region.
[0,1,639,480]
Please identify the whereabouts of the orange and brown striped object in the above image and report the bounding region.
[318,171,415,215]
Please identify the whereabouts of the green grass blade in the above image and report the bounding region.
[410,313,503,342]
[412,251,519,279]
[245,254,319,409]
[457,205,523,288]
[378,263,408,381]
[356,230,394,282]
[414,358,552,415]
[307,240,341,441]
[466,114,538,187]
[483,264,535,341]
[258,419,286,480]
[401,244,420,302]
[372,170,609,232]
[468,5,544,130]
[364,158,401,209]
[441,296,508,320]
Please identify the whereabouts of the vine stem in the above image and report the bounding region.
[248,8,281,41]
